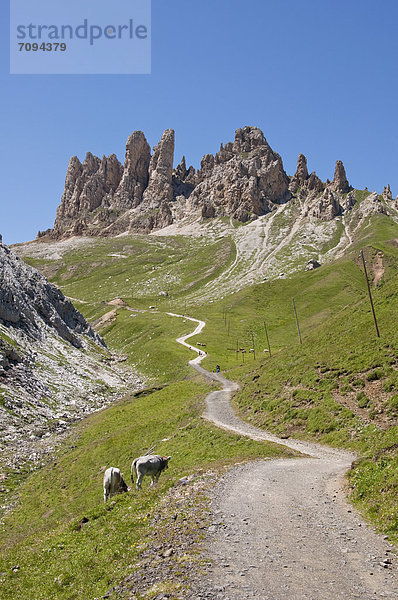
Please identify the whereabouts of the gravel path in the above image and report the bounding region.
[170,314,398,600]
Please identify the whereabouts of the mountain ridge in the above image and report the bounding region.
[38,126,398,241]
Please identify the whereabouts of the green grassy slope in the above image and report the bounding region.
[4,213,397,599]
[184,217,398,541]
[0,380,294,600]
[23,234,235,313]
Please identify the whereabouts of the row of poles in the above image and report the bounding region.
[222,250,380,361]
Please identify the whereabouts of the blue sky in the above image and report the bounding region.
[1,0,397,245]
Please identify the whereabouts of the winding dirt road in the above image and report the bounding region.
[169,313,398,600]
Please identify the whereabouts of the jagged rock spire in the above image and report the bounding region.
[290,153,309,192]
[113,131,151,209]
[143,128,175,205]
[331,160,350,193]
[382,184,393,202]
[295,153,309,182]
[175,156,187,180]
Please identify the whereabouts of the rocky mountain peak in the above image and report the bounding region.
[82,151,101,174]
[290,153,309,192]
[173,156,196,200]
[175,155,187,179]
[112,130,151,209]
[42,125,394,240]
[147,128,175,183]
[119,129,176,233]
[232,126,271,154]
[305,171,324,193]
[331,160,350,193]
[51,149,124,238]
[188,126,290,223]
[382,184,393,202]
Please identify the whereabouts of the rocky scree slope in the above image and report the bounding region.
[0,237,141,473]
[40,125,398,241]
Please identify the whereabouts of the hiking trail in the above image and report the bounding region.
[169,313,398,600]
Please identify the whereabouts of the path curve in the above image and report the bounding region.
[168,313,398,600]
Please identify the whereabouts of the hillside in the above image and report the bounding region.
[2,131,398,598]
[0,238,142,478]
[13,211,398,540]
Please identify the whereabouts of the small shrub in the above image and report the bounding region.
[367,368,384,381]
[356,391,371,408]
[340,384,353,395]
[352,378,365,388]
[388,394,398,414]
[382,379,396,393]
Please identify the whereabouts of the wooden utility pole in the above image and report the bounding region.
[263,320,271,357]
[360,250,380,338]
[236,339,239,361]
[292,298,302,345]
[250,330,256,360]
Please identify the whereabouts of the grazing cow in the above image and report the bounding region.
[131,455,171,490]
[103,467,128,502]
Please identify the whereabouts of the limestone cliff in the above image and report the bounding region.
[42,126,396,239]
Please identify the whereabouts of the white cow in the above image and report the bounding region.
[103,467,128,502]
[131,455,171,490]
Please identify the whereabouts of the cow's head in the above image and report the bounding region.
[162,456,171,470]
[120,475,128,492]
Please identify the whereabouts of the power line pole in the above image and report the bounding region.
[250,330,256,360]
[292,298,302,345]
[360,250,380,338]
[263,320,271,357]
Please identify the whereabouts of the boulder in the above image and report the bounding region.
[305,259,321,271]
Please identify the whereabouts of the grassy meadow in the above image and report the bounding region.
[2,212,398,597]
[0,380,294,599]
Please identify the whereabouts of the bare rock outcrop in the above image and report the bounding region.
[189,126,290,222]
[45,125,389,238]
[172,156,196,199]
[52,153,123,238]
[340,190,356,212]
[127,129,176,232]
[331,160,350,193]
[290,153,309,193]
[0,240,142,473]
[112,131,151,209]
[382,184,393,203]
[310,188,341,220]
[356,191,387,218]
[305,171,325,194]
[0,241,104,348]
[0,338,22,374]
[143,128,175,205]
